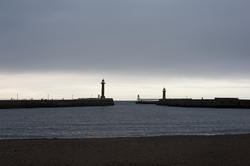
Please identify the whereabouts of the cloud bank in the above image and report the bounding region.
[0,0,250,78]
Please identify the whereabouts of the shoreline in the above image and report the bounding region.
[1,134,250,166]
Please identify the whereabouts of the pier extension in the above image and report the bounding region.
[0,79,114,109]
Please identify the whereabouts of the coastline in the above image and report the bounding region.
[1,134,250,166]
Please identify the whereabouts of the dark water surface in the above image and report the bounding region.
[1,101,250,139]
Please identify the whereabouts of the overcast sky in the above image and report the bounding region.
[0,0,250,99]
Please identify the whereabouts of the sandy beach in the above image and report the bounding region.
[1,134,250,166]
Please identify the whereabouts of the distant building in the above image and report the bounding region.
[101,79,106,99]
[163,88,166,100]
[137,94,140,101]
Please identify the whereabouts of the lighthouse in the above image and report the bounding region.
[163,88,166,100]
[101,79,106,99]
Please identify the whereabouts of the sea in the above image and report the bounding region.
[1,101,250,139]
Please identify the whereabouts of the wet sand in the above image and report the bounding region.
[1,134,250,166]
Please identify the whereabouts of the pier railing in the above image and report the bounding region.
[137,98,159,101]
[136,98,159,104]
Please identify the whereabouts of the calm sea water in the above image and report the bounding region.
[1,101,250,139]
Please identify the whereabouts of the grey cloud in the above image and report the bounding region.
[0,0,250,77]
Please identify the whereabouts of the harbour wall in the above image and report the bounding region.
[0,98,114,109]
[136,99,158,104]
[157,98,250,108]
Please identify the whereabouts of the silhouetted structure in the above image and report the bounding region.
[158,98,250,108]
[136,94,158,104]
[163,88,166,100]
[136,88,250,108]
[0,98,114,109]
[137,94,140,101]
[101,79,105,99]
[0,80,114,109]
